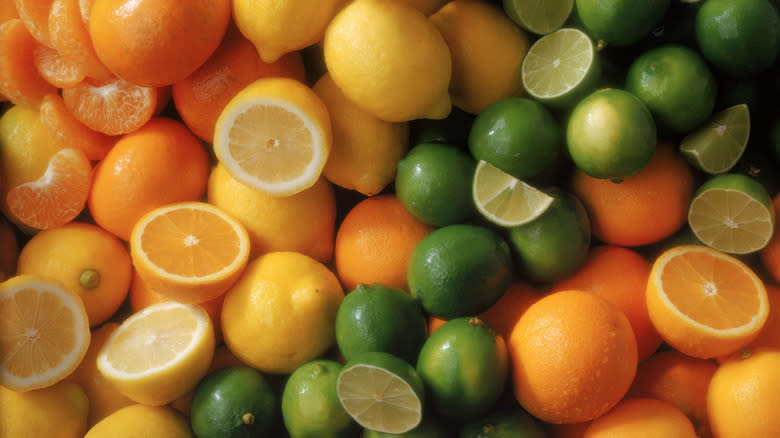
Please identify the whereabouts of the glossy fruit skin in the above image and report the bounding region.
[575,0,671,47]
[458,408,546,438]
[190,366,277,438]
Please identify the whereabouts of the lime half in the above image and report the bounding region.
[679,104,750,174]
[337,352,424,434]
[473,160,554,227]
[521,27,601,108]
[688,173,775,254]
[503,0,574,35]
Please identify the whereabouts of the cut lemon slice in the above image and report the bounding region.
[0,274,90,391]
[96,301,215,406]
[680,104,750,174]
[213,77,332,196]
[473,160,554,227]
[503,0,574,35]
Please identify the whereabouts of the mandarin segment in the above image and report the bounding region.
[48,0,112,81]
[14,0,55,47]
[33,43,85,88]
[39,93,115,160]
[0,18,58,107]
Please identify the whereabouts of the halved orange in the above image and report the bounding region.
[0,18,58,107]
[646,244,769,359]
[129,201,251,304]
[39,93,115,160]
[33,43,85,88]
[0,274,91,391]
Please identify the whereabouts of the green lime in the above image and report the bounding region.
[688,173,776,255]
[337,351,425,435]
[395,142,477,227]
[508,189,591,283]
[335,283,428,364]
[566,88,657,180]
[190,366,277,438]
[637,0,701,49]
[407,224,513,319]
[468,97,562,180]
[575,0,671,47]
[458,408,546,438]
[679,104,751,174]
[416,316,508,419]
[409,107,475,147]
[520,28,601,109]
[503,0,574,35]
[281,360,360,438]
[472,160,555,228]
[363,416,449,438]
[625,44,717,135]
[695,0,780,77]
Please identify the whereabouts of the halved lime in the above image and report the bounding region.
[679,104,750,174]
[521,28,601,108]
[503,0,574,35]
[688,173,775,254]
[336,352,424,434]
[472,160,554,227]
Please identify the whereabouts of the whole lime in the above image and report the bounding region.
[407,224,513,319]
[190,366,277,438]
[459,408,546,438]
[575,0,670,47]
[335,283,428,364]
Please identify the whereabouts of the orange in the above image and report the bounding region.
[0,18,58,108]
[626,350,718,438]
[0,216,19,281]
[646,245,770,359]
[14,0,55,47]
[740,284,780,353]
[0,1,19,23]
[16,221,132,326]
[88,117,210,241]
[39,92,116,161]
[759,193,780,282]
[48,0,112,81]
[88,0,231,87]
[707,349,780,438]
[172,23,305,143]
[583,398,697,438]
[550,245,662,361]
[544,421,591,438]
[571,142,695,247]
[33,43,85,88]
[334,194,434,291]
[508,290,638,424]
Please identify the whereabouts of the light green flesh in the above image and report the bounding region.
[506,0,574,35]
[679,104,750,174]
[522,28,595,100]
[473,161,554,227]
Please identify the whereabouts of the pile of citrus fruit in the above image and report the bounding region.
[3,0,780,436]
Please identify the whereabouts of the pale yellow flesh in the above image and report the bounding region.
[689,189,773,254]
[473,160,554,227]
[680,104,750,174]
[508,0,574,35]
[522,28,594,99]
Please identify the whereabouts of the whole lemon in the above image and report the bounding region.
[84,404,193,438]
[0,380,89,438]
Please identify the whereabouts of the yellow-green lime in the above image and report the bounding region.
[503,0,574,35]
[680,104,751,175]
[688,173,775,255]
[282,360,360,438]
[520,27,601,109]
[472,160,554,228]
[575,0,671,47]
[363,416,449,438]
[337,351,425,434]
[458,408,546,438]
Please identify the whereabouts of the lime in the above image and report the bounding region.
[688,173,776,255]
[281,360,360,438]
[335,283,428,364]
[468,97,562,180]
[679,104,751,174]
[625,44,717,135]
[337,351,425,435]
[508,189,591,283]
[575,0,671,47]
[409,107,475,147]
[520,28,601,109]
[566,88,657,180]
[458,408,546,438]
[416,317,508,419]
[637,0,701,49]
[363,416,449,438]
[407,224,513,319]
[472,160,554,228]
[695,0,780,77]
[503,0,574,35]
[190,366,277,438]
[395,142,477,227]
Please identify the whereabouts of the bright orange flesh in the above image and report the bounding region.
[48,0,112,81]
[14,0,55,47]
[33,43,85,88]
[39,93,115,161]
[0,18,58,107]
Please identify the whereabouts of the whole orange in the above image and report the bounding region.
[508,290,638,424]
[583,398,697,438]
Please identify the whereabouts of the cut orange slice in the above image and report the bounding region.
[129,201,251,304]
[0,274,91,391]
[646,245,769,359]
[6,147,92,230]
[0,18,58,107]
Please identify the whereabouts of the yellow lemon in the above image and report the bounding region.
[323,0,452,122]
[84,404,193,438]
[221,251,344,374]
[0,380,89,438]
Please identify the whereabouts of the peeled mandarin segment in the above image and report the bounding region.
[14,0,55,47]
[48,0,112,81]
[33,42,86,88]
[0,19,58,107]
[39,93,115,160]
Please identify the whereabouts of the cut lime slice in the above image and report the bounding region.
[521,28,601,108]
[503,0,574,35]
[679,104,750,174]
[472,160,554,227]
[688,173,775,255]
[336,352,424,434]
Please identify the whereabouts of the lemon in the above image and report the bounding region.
[400,0,449,15]
[213,77,332,197]
[96,302,216,406]
[430,0,530,115]
[0,380,89,438]
[313,72,410,196]
[220,251,344,374]
[323,0,452,122]
[85,404,193,438]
